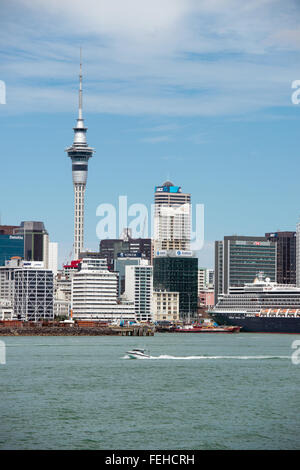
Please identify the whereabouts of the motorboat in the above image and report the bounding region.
[126,348,150,359]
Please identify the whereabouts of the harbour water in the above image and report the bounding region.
[1,333,300,450]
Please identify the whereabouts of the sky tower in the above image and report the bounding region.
[66,52,95,259]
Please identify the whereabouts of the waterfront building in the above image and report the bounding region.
[197,268,215,312]
[66,54,95,259]
[53,298,70,319]
[266,231,296,284]
[124,261,153,323]
[0,299,13,320]
[71,258,135,321]
[14,263,54,321]
[198,290,215,309]
[153,290,179,323]
[54,270,72,318]
[99,228,152,270]
[58,258,83,317]
[0,258,23,313]
[153,181,191,253]
[0,234,24,266]
[214,235,277,302]
[153,253,198,320]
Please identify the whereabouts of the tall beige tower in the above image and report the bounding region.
[66,53,95,259]
[153,181,191,254]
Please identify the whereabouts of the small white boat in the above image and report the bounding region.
[126,348,150,359]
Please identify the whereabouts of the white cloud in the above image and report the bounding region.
[19,0,187,35]
[1,0,300,116]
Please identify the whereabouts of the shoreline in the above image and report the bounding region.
[0,325,155,336]
[0,327,118,336]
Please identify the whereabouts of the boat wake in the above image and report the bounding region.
[123,354,290,360]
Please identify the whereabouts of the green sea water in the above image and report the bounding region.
[0,333,300,450]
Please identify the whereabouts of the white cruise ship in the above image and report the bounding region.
[210,272,300,333]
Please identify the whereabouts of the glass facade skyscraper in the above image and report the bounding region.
[215,236,277,302]
[14,221,48,263]
[153,256,198,319]
[14,268,54,321]
[114,256,142,295]
[99,236,152,271]
[265,232,296,284]
[0,234,24,266]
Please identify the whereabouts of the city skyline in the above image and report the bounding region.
[1,1,300,268]
[2,2,300,454]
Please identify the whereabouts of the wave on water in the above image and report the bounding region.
[123,354,290,360]
[5,343,104,347]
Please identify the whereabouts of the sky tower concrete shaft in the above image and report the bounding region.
[65,52,95,259]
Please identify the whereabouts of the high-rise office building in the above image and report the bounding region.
[14,221,49,266]
[99,228,152,270]
[0,234,24,266]
[0,222,50,267]
[66,54,94,259]
[125,261,153,323]
[215,235,277,302]
[154,181,191,253]
[153,254,198,319]
[266,232,296,284]
[14,263,54,321]
[153,181,197,319]
[114,255,142,296]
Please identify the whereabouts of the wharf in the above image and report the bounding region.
[0,322,155,336]
[109,325,155,336]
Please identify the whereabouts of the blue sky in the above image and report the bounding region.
[1,0,300,268]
